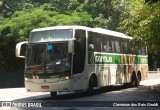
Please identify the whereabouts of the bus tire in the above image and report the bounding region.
[87,76,94,95]
[131,73,136,87]
[135,72,141,86]
[50,92,57,97]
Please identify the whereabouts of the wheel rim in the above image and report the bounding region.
[136,75,140,85]
[132,76,136,87]
[132,80,136,86]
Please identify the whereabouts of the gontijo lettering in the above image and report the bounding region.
[95,56,112,63]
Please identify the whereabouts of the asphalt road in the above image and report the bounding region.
[0,72,160,110]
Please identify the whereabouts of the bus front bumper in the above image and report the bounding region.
[25,79,72,92]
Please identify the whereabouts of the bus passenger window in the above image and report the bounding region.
[123,42,128,53]
[120,41,128,53]
[88,44,94,51]
[102,39,111,52]
[73,29,86,74]
[115,40,120,53]
[97,37,102,52]
[88,32,97,52]
[111,40,115,52]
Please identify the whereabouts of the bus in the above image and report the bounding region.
[16,26,148,96]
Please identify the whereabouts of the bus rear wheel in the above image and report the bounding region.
[131,73,137,87]
[135,73,141,86]
[50,92,57,97]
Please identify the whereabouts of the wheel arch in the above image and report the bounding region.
[88,73,98,87]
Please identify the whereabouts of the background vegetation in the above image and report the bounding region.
[0,0,160,73]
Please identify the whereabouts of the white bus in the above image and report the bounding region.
[16,26,148,96]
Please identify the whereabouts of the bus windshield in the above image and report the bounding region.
[26,44,46,67]
[26,42,71,74]
[46,43,71,73]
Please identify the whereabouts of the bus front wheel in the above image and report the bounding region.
[87,76,96,95]
[87,77,94,95]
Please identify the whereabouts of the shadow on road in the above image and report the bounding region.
[11,85,146,107]
[13,84,139,102]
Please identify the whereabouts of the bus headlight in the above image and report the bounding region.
[25,78,31,81]
[60,76,70,81]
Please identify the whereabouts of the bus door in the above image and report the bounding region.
[72,30,86,91]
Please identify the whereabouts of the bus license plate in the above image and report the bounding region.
[41,85,49,89]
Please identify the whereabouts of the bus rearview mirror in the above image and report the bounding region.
[16,41,28,58]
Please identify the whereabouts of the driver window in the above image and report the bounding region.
[73,29,86,74]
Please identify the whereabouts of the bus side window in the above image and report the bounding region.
[115,40,120,53]
[111,40,115,52]
[119,41,123,53]
[128,40,133,53]
[88,31,93,51]
[97,36,102,52]
[102,38,106,52]
[102,37,111,52]
[88,31,96,52]
[73,29,86,74]
[124,41,128,53]
[107,40,111,52]
[120,40,128,54]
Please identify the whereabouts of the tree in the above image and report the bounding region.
[120,0,160,69]
[0,6,92,72]
[145,0,160,3]
[121,0,160,53]
[76,0,132,30]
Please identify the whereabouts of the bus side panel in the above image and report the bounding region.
[137,64,148,80]
[98,65,111,86]
[135,55,148,80]
[141,64,148,80]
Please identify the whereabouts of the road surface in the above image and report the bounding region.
[0,72,160,110]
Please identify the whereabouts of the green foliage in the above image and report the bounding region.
[77,0,131,30]
[1,0,160,71]
[145,0,160,3]
[0,5,93,72]
[120,0,160,54]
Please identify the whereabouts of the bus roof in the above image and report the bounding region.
[92,28,132,39]
[31,25,90,32]
[31,25,132,40]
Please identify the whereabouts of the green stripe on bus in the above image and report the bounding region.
[88,52,148,64]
